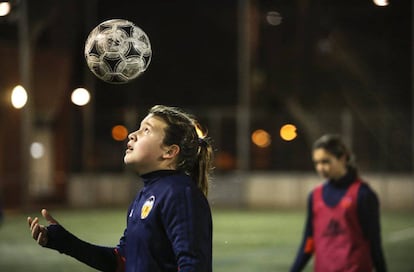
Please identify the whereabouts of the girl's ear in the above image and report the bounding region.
[339,154,348,165]
[163,144,180,159]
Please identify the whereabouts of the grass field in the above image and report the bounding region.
[0,208,413,271]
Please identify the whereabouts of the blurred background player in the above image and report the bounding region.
[290,134,387,272]
[28,105,214,272]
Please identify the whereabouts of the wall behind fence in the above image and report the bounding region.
[68,172,414,211]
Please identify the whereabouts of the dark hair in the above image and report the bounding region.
[148,105,214,196]
[312,134,356,169]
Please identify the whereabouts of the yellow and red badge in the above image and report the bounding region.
[141,196,155,219]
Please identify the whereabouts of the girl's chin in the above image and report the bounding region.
[124,157,134,166]
[123,161,140,173]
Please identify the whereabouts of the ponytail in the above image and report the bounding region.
[191,133,214,196]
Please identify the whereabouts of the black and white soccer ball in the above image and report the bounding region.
[84,19,152,84]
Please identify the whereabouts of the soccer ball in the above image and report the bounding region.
[84,19,152,84]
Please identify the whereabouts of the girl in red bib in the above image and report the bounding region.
[291,134,387,272]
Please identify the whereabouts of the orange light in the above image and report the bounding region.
[112,125,128,141]
[215,151,236,170]
[280,124,297,141]
[251,129,271,148]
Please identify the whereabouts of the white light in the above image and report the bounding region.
[30,142,45,159]
[266,11,283,26]
[317,39,332,54]
[71,88,90,106]
[373,0,389,6]
[11,85,28,109]
[0,2,11,17]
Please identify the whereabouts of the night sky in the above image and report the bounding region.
[0,0,412,172]
[0,1,410,108]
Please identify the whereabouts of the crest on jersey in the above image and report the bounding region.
[141,195,155,219]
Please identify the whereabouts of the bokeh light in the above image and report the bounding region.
[251,129,271,148]
[266,11,283,26]
[373,0,389,7]
[30,142,45,159]
[112,125,128,141]
[0,2,11,17]
[215,151,236,170]
[280,124,297,141]
[11,85,28,109]
[71,88,90,106]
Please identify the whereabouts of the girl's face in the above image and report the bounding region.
[124,114,172,174]
[312,148,347,180]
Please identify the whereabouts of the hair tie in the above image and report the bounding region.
[198,137,205,145]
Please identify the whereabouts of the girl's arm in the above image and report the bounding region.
[28,209,121,272]
[358,185,387,272]
[290,193,314,272]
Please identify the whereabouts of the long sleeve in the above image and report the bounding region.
[45,224,121,272]
[357,184,387,272]
[290,193,314,272]
[162,185,212,272]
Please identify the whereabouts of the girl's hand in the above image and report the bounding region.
[27,209,59,246]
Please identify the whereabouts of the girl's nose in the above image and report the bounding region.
[128,132,137,140]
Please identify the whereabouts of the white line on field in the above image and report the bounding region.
[387,227,414,243]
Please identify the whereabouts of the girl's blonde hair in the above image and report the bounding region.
[149,105,214,196]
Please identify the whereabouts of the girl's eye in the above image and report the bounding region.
[144,128,150,134]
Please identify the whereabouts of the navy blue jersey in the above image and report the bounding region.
[117,170,212,271]
[44,170,212,272]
